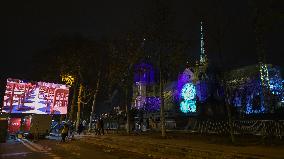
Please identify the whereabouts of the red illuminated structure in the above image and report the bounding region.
[8,118,21,134]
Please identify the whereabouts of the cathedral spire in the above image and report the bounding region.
[200,21,207,65]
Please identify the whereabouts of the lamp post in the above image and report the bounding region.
[61,73,75,121]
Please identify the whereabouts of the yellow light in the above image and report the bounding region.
[61,74,75,86]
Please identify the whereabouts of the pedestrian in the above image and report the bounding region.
[106,122,111,134]
[68,121,75,140]
[100,118,104,135]
[82,120,87,129]
[61,123,68,142]
[95,119,101,135]
[138,118,142,132]
[77,122,83,135]
[146,118,149,130]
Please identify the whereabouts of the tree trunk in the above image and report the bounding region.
[76,84,83,131]
[69,80,78,121]
[89,74,101,132]
[82,88,86,120]
[159,55,166,138]
[125,88,130,134]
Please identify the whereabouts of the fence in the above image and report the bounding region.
[190,119,284,138]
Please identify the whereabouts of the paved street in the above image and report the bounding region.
[73,132,284,159]
[0,137,152,159]
[1,132,284,159]
[0,139,57,159]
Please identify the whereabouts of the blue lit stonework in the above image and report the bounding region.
[230,65,283,114]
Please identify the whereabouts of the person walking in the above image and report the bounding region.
[77,122,83,135]
[61,123,69,142]
[99,118,104,135]
[68,121,75,140]
[82,120,87,133]
[95,119,101,135]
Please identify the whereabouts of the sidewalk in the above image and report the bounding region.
[74,131,284,159]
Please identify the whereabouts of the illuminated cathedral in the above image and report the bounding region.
[131,21,284,117]
[177,21,284,115]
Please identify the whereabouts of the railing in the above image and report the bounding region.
[190,119,284,138]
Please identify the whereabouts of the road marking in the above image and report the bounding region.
[0,152,31,157]
[22,139,45,151]
[19,139,62,159]
[18,139,39,152]
[44,152,53,155]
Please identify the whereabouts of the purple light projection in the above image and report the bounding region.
[145,97,161,111]
[134,63,155,84]
[133,62,159,111]
[134,96,160,111]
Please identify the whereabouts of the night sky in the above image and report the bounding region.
[1,0,283,79]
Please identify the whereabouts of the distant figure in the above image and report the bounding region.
[99,118,104,135]
[146,118,149,130]
[77,122,83,135]
[82,120,87,129]
[149,117,156,129]
[106,123,111,134]
[95,120,101,135]
[68,121,75,139]
[61,124,69,142]
[82,120,87,134]
[137,118,142,132]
